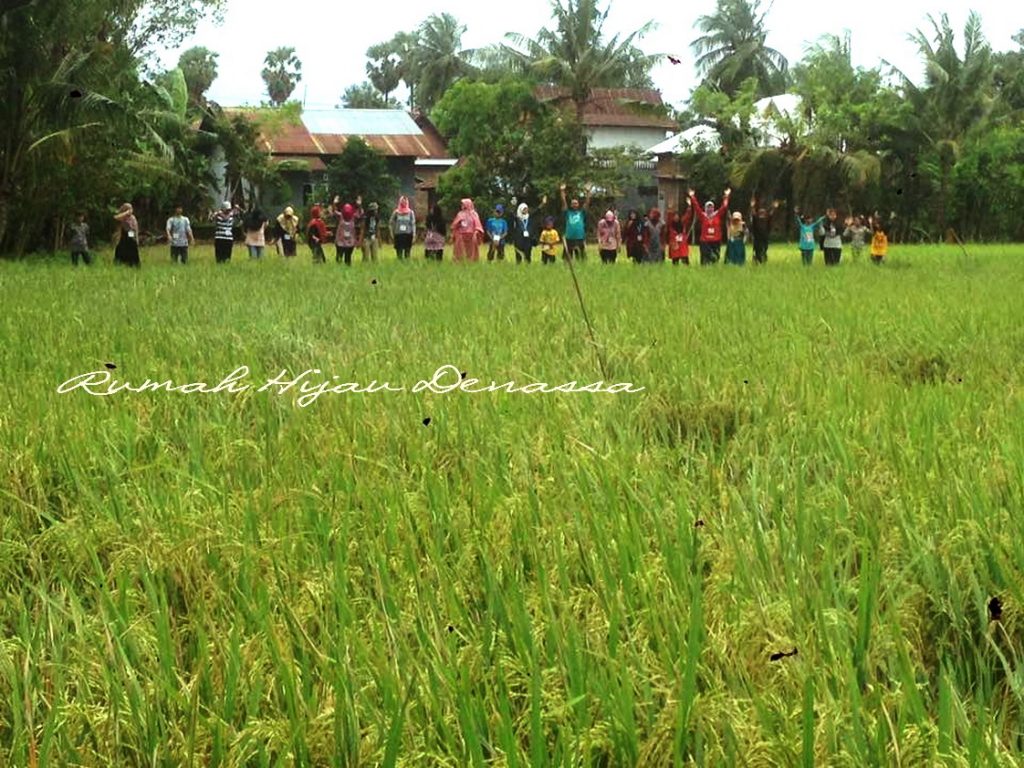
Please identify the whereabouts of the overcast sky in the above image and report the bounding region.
[154,0,1023,111]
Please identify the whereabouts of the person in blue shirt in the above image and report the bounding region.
[486,204,509,261]
[560,182,592,262]
[794,206,825,266]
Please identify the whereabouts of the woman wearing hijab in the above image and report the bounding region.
[624,210,646,264]
[597,210,621,264]
[276,206,300,257]
[390,196,416,260]
[451,198,484,262]
[113,203,141,268]
[689,187,731,265]
[667,201,693,265]
[644,208,665,263]
[424,203,446,260]
[726,212,748,265]
[333,202,359,265]
[510,202,537,264]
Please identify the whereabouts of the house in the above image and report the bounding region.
[534,86,677,213]
[211,108,456,214]
[647,94,803,213]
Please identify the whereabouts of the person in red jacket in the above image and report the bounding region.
[666,200,694,265]
[689,187,731,265]
[306,205,329,263]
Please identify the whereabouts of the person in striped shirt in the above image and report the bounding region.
[211,201,240,263]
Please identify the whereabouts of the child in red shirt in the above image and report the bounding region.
[307,205,329,263]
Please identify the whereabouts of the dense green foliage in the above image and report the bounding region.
[2,245,1023,764]
[324,139,399,210]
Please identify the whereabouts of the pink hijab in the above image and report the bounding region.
[395,196,411,215]
[455,198,483,235]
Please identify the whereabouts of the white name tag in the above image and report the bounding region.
[127,231,135,239]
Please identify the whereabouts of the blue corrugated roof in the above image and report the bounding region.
[301,109,421,136]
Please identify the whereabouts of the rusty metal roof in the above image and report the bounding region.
[534,86,678,129]
[233,108,452,161]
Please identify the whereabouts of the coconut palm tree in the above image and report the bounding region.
[261,47,302,106]
[413,13,474,111]
[887,12,995,235]
[691,0,788,98]
[503,0,657,136]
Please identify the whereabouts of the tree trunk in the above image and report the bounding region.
[0,186,9,254]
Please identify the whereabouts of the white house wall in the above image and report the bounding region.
[587,127,673,151]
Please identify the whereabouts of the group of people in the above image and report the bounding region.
[67,186,893,268]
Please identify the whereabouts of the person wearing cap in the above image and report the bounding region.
[211,200,241,264]
[486,204,509,261]
[276,206,300,257]
[689,187,731,265]
[597,209,622,264]
[357,197,380,262]
[725,211,749,265]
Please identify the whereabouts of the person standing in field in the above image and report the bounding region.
[113,203,140,268]
[790,207,823,268]
[820,207,844,266]
[539,216,561,264]
[870,213,895,264]
[390,196,416,260]
[424,203,446,261]
[510,202,537,264]
[844,215,869,262]
[276,206,300,257]
[486,204,509,261]
[644,208,665,263]
[560,183,592,261]
[624,210,647,264]
[793,207,825,266]
[332,202,359,265]
[306,205,328,264]
[597,210,621,264]
[725,211,748,265]
[749,197,779,264]
[666,202,693,265]
[211,201,240,264]
[689,187,731,265]
[68,211,92,266]
[244,207,267,259]
[451,198,484,262]
[358,198,380,262]
[166,205,194,264]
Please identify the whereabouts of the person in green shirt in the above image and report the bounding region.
[560,182,592,262]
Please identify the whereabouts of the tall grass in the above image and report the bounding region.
[1,243,1022,765]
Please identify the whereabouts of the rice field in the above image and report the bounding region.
[1,242,1023,766]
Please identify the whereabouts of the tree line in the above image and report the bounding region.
[2,0,1023,255]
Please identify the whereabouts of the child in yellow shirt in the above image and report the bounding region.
[870,217,889,264]
[539,216,561,264]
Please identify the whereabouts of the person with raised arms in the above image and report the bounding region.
[689,187,731,265]
[560,182,592,262]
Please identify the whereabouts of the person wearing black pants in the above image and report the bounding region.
[749,197,779,264]
[212,201,239,263]
[390,196,416,260]
[511,202,537,264]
